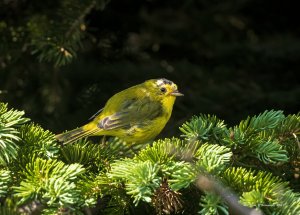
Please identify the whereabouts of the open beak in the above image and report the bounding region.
[170,90,184,96]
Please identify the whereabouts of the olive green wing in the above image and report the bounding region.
[97,97,163,130]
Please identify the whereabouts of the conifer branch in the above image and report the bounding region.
[0,103,29,166]
[65,1,97,38]
[197,174,263,215]
[1,103,299,214]
[13,157,95,213]
[0,169,11,197]
[108,159,161,205]
[180,114,227,143]
[195,143,232,174]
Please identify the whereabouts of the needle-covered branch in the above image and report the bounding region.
[0,102,299,214]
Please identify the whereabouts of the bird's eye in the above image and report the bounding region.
[160,87,167,93]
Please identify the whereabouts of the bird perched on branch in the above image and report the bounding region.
[56,78,183,144]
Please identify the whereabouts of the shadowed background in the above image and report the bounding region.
[1,0,299,138]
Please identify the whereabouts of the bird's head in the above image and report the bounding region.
[144,78,183,100]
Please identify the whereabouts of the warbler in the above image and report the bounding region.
[56,78,183,144]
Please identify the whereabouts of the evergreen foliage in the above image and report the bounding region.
[199,193,228,215]
[0,169,11,198]
[0,103,29,166]
[14,158,89,209]
[1,0,109,67]
[0,102,299,214]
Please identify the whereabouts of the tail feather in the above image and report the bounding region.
[55,126,99,144]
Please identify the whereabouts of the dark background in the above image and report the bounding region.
[1,0,299,137]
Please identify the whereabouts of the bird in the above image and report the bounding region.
[55,78,183,144]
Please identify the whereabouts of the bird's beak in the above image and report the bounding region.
[170,90,184,96]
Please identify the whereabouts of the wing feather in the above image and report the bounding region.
[89,108,104,120]
[97,97,163,131]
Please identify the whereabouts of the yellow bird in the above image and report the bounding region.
[55,78,183,144]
